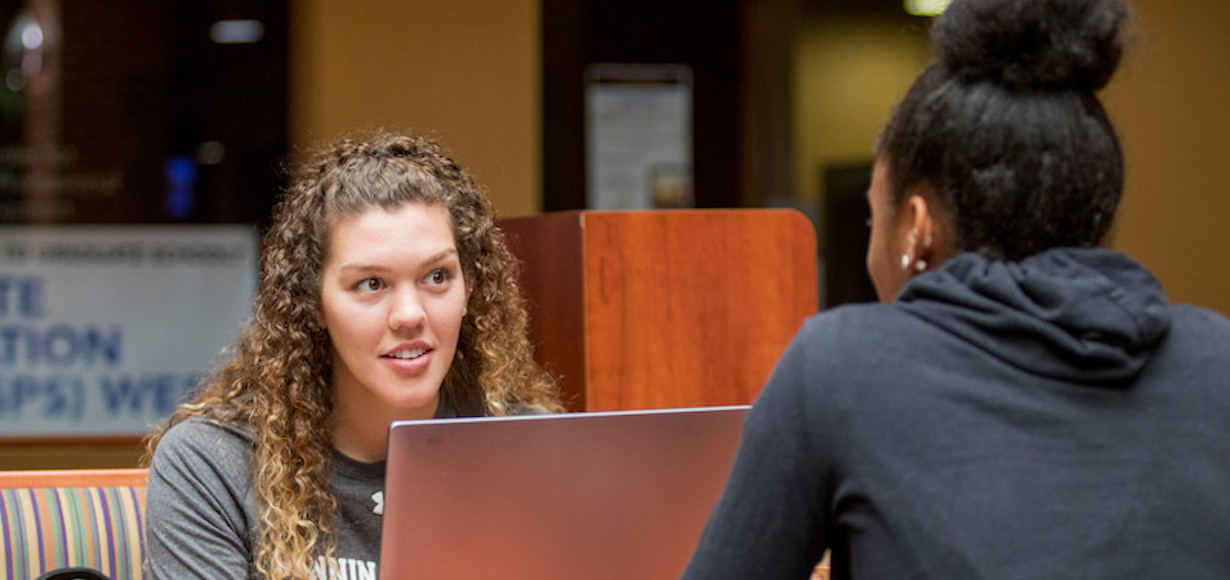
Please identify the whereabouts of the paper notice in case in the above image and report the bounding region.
[585,64,693,210]
[0,226,257,437]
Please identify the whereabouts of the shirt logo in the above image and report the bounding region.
[372,491,384,515]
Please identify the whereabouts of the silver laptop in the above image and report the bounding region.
[378,405,749,580]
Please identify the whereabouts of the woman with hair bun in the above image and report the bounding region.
[143,130,561,579]
[683,0,1230,578]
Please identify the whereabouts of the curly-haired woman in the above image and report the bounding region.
[144,130,561,579]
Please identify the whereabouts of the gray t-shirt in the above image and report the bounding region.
[146,402,549,579]
[145,417,386,580]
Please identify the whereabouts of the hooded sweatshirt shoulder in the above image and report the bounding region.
[684,248,1230,580]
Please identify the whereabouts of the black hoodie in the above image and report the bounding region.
[684,248,1230,580]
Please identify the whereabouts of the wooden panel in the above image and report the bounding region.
[581,210,817,410]
[0,439,145,471]
[499,212,589,411]
[0,467,148,489]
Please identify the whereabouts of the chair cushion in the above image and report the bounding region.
[1,485,146,580]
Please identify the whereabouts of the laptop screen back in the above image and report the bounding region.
[378,405,748,580]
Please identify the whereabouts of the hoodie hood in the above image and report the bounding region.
[897,248,1171,385]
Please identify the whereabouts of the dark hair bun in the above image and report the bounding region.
[934,0,1129,91]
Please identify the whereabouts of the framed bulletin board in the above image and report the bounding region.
[585,63,693,210]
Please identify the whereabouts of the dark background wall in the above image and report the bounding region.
[0,0,287,227]
[542,0,744,211]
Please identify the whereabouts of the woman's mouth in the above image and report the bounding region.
[385,348,429,360]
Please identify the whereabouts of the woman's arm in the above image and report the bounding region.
[682,328,833,580]
[145,419,258,579]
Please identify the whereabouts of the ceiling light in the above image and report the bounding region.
[210,20,264,44]
[904,0,952,17]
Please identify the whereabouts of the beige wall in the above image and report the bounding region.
[289,0,542,218]
[1103,0,1230,315]
[793,17,930,205]
[794,2,1230,316]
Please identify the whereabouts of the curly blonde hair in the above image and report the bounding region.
[145,129,560,579]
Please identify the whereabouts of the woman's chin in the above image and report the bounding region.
[385,392,442,419]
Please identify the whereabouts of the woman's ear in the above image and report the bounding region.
[902,186,938,273]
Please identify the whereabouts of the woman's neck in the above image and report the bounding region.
[331,393,440,463]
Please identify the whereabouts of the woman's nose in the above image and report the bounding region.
[388,287,426,330]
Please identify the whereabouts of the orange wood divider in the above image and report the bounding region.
[0,467,148,488]
[499,209,818,412]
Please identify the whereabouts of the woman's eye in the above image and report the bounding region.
[426,269,452,286]
[357,278,383,293]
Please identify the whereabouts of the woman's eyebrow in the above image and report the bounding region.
[336,248,459,273]
[423,248,460,265]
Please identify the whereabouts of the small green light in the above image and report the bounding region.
[904,0,952,17]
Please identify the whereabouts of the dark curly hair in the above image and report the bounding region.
[145,129,560,578]
[878,0,1131,260]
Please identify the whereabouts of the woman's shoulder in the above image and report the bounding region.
[157,415,255,451]
[772,302,934,401]
[1161,304,1230,358]
[795,301,919,350]
[1170,303,1230,331]
[151,416,256,483]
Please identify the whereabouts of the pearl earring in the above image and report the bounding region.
[900,254,911,270]
[914,259,928,272]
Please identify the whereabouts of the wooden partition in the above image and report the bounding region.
[0,467,148,489]
[499,210,818,412]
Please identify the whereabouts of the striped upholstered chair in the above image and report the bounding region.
[0,468,148,580]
